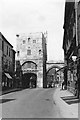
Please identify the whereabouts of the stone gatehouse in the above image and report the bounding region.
[16,32,47,88]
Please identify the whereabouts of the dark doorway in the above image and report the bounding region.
[22,73,37,88]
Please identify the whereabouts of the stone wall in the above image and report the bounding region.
[16,32,44,87]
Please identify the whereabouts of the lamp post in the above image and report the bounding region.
[72,56,77,62]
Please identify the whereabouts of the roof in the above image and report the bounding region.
[12,49,16,53]
[0,32,13,48]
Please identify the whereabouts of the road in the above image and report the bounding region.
[1,88,62,118]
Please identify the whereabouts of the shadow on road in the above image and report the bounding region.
[0,99,16,104]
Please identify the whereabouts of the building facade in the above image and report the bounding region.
[16,32,47,88]
[63,1,80,97]
[0,35,2,90]
[0,32,16,90]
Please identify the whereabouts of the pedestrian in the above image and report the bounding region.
[62,81,64,90]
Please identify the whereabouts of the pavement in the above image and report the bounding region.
[0,88,22,96]
[53,86,79,119]
[1,88,62,118]
[0,86,80,119]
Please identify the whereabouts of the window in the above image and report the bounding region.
[39,50,41,54]
[9,48,10,57]
[27,49,31,55]
[9,61,10,69]
[2,41,4,51]
[16,34,19,37]
[28,38,30,42]
[2,57,3,68]
[17,51,20,56]
[23,40,25,44]
[7,46,8,55]
[33,40,36,43]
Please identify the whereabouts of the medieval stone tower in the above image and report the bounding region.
[16,32,47,88]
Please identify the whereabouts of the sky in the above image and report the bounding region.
[0,0,65,62]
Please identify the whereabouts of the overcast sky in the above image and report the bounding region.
[0,0,65,61]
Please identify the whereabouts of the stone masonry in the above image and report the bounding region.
[16,32,47,87]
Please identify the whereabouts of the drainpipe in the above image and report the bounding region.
[75,0,78,47]
[75,0,79,98]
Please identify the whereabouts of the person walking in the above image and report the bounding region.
[62,81,65,90]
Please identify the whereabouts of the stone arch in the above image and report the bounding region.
[22,72,37,88]
[46,65,61,74]
[21,61,38,88]
[21,60,37,68]
[46,65,63,87]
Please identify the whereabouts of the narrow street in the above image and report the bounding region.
[0,0,80,119]
[1,88,62,118]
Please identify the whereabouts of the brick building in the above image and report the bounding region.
[16,32,47,88]
[0,32,16,90]
[63,1,80,98]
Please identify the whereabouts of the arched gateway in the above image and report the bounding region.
[21,61,37,88]
[46,64,64,87]
[22,73,37,88]
[16,32,47,88]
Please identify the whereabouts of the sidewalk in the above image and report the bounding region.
[53,87,79,118]
[0,88,22,96]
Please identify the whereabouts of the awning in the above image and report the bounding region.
[5,73,12,79]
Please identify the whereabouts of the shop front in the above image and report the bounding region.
[2,72,13,90]
[67,57,78,96]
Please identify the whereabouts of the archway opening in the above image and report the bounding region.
[22,73,37,88]
[22,61,37,69]
[46,66,61,88]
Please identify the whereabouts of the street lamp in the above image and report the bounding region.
[72,55,77,62]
